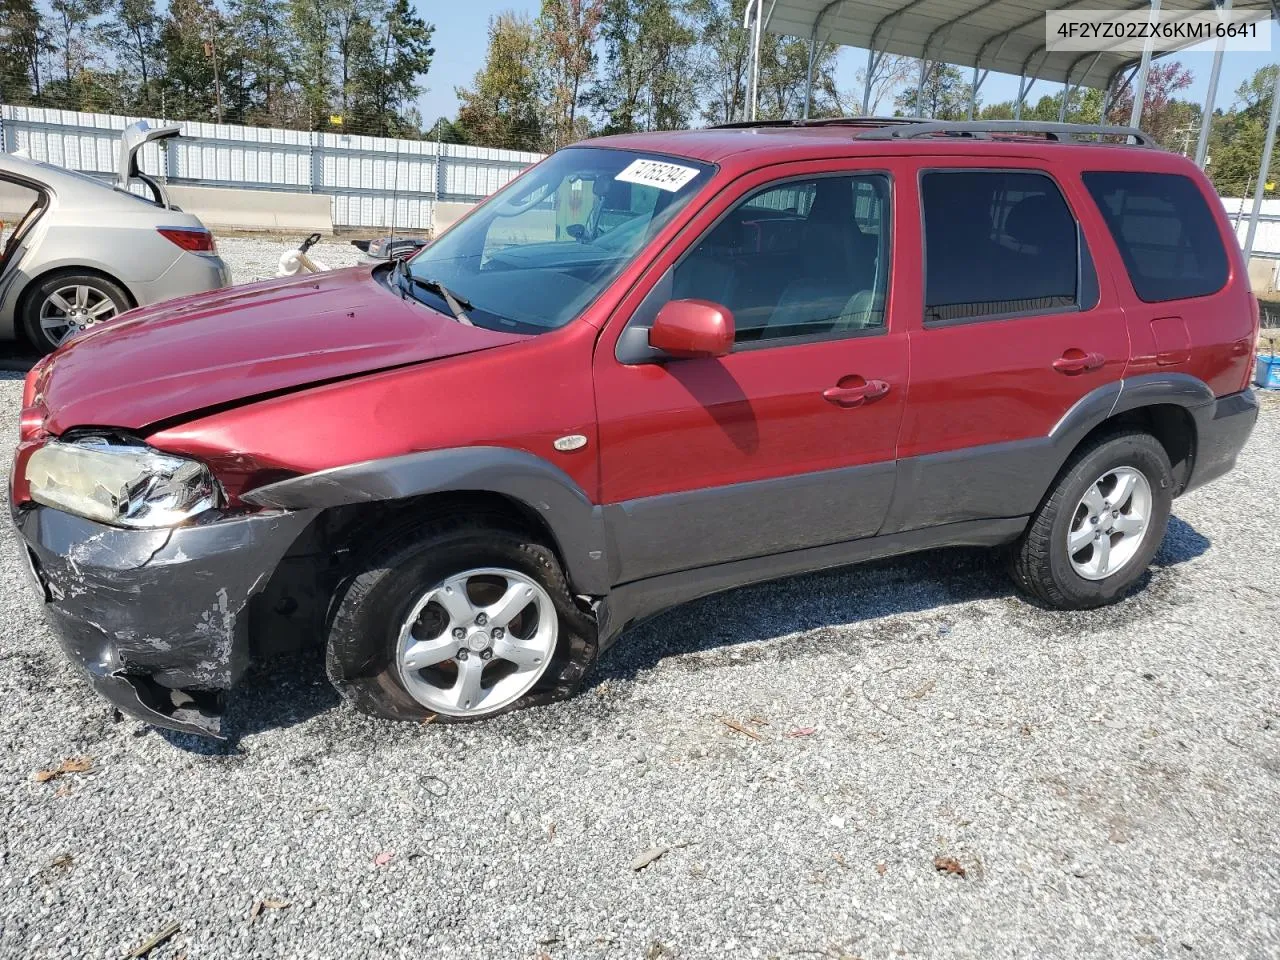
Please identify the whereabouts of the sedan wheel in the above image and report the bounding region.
[39,283,120,346]
[395,567,558,717]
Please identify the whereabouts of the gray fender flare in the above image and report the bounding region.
[242,446,610,595]
[1051,372,1213,449]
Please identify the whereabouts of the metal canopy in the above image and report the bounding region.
[762,0,1272,91]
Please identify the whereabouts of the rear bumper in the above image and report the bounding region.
[1184,389,1259,495]
[132,252,230,307]
[13,505,315,737]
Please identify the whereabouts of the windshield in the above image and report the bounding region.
[406,147,714,333]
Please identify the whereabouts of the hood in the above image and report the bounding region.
[37,266,527,434]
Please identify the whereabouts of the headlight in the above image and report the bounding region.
[25,437,219,528]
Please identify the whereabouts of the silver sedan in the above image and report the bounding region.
[0,122,230,353]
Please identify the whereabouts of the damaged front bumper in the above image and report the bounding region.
[13,505,316,738]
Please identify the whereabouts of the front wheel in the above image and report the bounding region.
[326,520,597,723]
[1011,431,1174,609]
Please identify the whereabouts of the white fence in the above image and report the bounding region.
[0,105,542,230]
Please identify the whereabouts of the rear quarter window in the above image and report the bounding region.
[1082,171,1229,303]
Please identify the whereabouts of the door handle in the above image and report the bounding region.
[823,379,890,407]
[1052,350,1106,375]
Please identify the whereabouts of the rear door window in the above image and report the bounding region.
[1082,171,1229,303]
[920,170,1091,324]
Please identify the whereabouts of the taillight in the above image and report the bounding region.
[157,226,216,253]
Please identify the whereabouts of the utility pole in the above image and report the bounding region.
[206,18,224,124]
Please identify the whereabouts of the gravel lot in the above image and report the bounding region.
[216,235,365,284]
[0,244,1278,958]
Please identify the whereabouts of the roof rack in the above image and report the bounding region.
[856,120,1156,147]
[711,116,923,131]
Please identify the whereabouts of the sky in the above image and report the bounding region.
[415,0,1277,128]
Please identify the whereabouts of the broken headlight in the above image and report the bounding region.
[25,436,219,528]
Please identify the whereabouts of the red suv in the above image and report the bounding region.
[10,120,1259,738]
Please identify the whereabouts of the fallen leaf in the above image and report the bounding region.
[1020,723,1033,738]
[906,678,936,700]
[50,853,74,870]
[876,862,887,876]
[547,821,556,841]
[419,713,438,726]
[373,852,394,867]
[786,726,818,738]
[631,847,668,871]
[262,898,290,910]
[719,717,763,741]
[54,784,72,798]
[933,856,966,878]
[249,901,263,922]
[33,757,92,783]
[747,715,770,726]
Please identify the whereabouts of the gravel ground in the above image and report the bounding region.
[216,235,366,284]
[1,360,1279,955]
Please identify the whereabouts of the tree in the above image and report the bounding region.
[353,0,435,136]
[590,0,698,134]
[690,0,747,124]
[289,0,335,128]
[1206,66,1280,197]
[101,0,163,113]
[539,0,602,147]
[47,0,106,89]
[0,0,47,103]
[1106,60,1194,145]
[159,0,228,121]
[894,61,971,119]
[454,12,544,150]
[856,52,914,116]
[756,34,839,120]
[228,0,300,126]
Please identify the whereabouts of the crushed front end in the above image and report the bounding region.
[13,503,316,737]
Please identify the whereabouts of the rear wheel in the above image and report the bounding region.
[326,519,597,723]
[22,272,130,352]
[1011,431,1174,609]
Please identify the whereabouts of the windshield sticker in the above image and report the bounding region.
[615,159,700,192]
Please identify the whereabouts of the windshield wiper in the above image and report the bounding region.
[391,258,474,325]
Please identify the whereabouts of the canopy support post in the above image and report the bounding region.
[966,66,988,120]
[914,58,929,118]
[1014,72,1038,121]
[1196,0,1231,167]
[744,0,763,121]
[861,48,881,115]
[1128,0,1162,130]
[803,32,817,119]
[1244,25,1280,258]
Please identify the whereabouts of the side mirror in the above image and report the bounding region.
[648,299,735,359]
[565,223,586,241]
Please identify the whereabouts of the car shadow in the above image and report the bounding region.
[148,518,1209,752]
[0,343,41,373]
[592,516,1212,685]
[156,647,341,754]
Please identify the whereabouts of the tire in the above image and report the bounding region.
[1011,431,1174,609]
[325,518,597,723]
[21,271,131,353]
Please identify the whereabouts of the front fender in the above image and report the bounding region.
[242,445,610,595]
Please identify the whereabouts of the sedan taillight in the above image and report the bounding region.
[157,226,216,253]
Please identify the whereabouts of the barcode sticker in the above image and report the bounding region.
[615,159,700,192]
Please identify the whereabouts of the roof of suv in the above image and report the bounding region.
[587,122,1169,176]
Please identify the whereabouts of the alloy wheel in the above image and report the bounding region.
[395,567,557,716]
[38,284,119,346]
[1066,465,1152,581]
